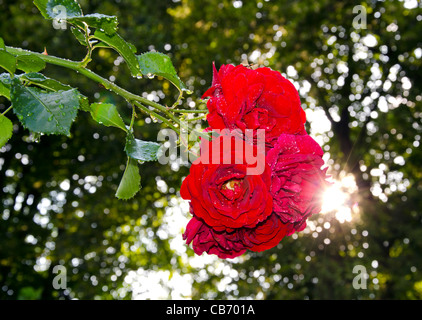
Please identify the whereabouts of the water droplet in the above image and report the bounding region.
[48,116,53,122]
[27,112,33,117]
[17,115,23,120]
[59,105,64,109]
[146,73,155,79]
[30,132,42,143]
[62,112,66,116]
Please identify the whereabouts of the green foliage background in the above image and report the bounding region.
[0,0,421,299]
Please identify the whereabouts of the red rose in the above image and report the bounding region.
[183,213,292,259]
[203,64,307,143]
[241,213,293,252]
[183,215,247,259]
[266,134,328,231]
[181,63,328,259]
[180,135,272,231]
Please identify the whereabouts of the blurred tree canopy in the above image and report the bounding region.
[0,0,421,300]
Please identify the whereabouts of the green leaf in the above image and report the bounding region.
[137,51,188,93]
[0,38,15,74]
[92,30,141,77]
[89,102,127,131]
[125,133,161,162]
[34,0,83,20]
[16,54,46,73]
[70,26,88,46]
[78,94,90,112]
[11,78,80,136]
[18,72,72,91]
[0,50,17,75]
[68,14,118,35]
[0,114,13,148]
[0,73,12,99]
[0,82,10,99]
[115,157,141,200]
[92,40,136,52]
